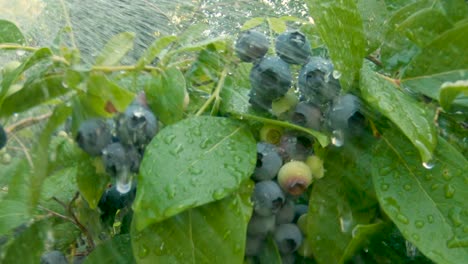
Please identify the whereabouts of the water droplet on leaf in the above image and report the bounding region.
[422,161,435,169]
[444,184,455,199]
[397,214,409,224]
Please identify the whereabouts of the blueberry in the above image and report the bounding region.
[278,133,313,161]
[126,145,142,173]
[0,124,7,150]
[281,254,296,264]
[247,213,276,237]
[235,30,269,62]
[274,223,303,254]
[298,57,341,104]
[116,104,158,149]
[291,101,322,131]
[40,250,68,264]
[245,236,265,257]
[98,184,136,225]
[250,56,292,101]
[102,143,128,178]
[252,180,285,216]
[276,199,295,225]
[277,161,313,196]
[327,94,361,130]
[75,118,113,156]
[248,90,273,111]
[253,142,283,181]
[275,31,311,65]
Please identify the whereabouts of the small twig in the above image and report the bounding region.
[91,64,162,73]
[365,55,383,68]
[5,113,52,134]
[68,192,95,250]
[195,67,229,116]
[10,133,34,168]
[0,44,38,51]
[52,196,69,210]
[38,205,75,223]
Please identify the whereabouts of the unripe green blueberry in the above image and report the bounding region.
[259,125,283,145]
[305,155,325,179]
[277,160,313,196]
[1,153,11,165]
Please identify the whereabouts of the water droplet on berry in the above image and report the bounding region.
[331,130,344,147]
[332,70,341,79]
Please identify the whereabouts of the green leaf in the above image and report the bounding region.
[0,19,25,44]
[307,138,379,264]
[133,116,256,230]
[360,63,437,163]
[404,20,468,78]
[85,234,135,264]
[440,0,468,23]
[136,35,178,69]
[241,17,265,31]
[40,167,77,214]
[131,182,253,263]
[0,200,30,236]
[257,236,282,264]
[144,68,186,125]
[2,220,50,264]
[219,77,254,116]
[439,80,468,110]
[0,48,52,107]
[267,17,287,34]
[401,70,468,102]
[356,0,389,53]
[87,74,135,114]
[76,155,110,209]
[305,0,366,90]
[372,130,468,264]
[341,221,388,262]
[94,32,135,66]
[0,75,69,118]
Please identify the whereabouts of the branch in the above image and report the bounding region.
[5,113,52,134]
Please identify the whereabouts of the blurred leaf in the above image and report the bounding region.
[172,36,227,55]
[186,44,225,93]
[136,35,177,69]
[94,32,135,66]
[76,155,110,209]
[0,200,30,236]
[404,20,468,78]
[360,63,437,163]
[241,17,265,31]
[0,19,25,44]
[85,234,135,264]
[0,48,52,107]
[439,80,468,110]
[341,221,388,261]
[257,236,282,264]
[132,182,253,263]
[267,17,287,34]
[440,0,468,23]
[0,75,69,118]
[305,0,366,90]
[47,135,83,173]
[87,74,135,114]
[2,220,50,264]
[307,136,379,264]
[356,0,389,53]
[219,78,252,115]
[40,167,77,215]
[372,130,468,264]
[401,70,468,102]
[144,67,186,125]
[134,116,256,230]
[50,221,80,252]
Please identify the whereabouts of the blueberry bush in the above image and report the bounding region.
[0,0,467,263]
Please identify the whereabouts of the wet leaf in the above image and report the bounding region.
[360,63,437,163]
[305,0,366,90]
[94,32,135,66]
[257,236,282,264]
[404,20,468,78]
[356,0,389,53]
[40,167,77,215]
[133,116,256,230]
[372,129,468,264]
[267,17,287,34]
[241,17,265,31]
[131,182,253,263]
[439,80,468,110]
[76,155,110,209]
[144,67,186,125]
[87,74,135,114]
[136,35,177,69]
[0,19,25,44]
[0,200,30,236]
[307,137,379,264]
[85,234,135,264]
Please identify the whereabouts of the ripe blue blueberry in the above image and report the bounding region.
[274,223,303,254]
[252,180,285,216]
[253,142,283,181]
[235,30,269,62]
[298,57,341,105]
[278,133,313,161]
[276,199,295,225]
[0,124,6,150]
[40,250,68,264]
[245,236,265,257]
[98,184,136,225]
[116,104,158,149]
[327,94,361,130]
[247,213,276,237]
[275,31,311,65]
[291,101,322,131]
[75,118,113,156]
[250,56,292,102]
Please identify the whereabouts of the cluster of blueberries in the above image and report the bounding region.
[246,137,322,263]
[235,30,362,146]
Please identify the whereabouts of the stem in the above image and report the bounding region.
[69,192,95,250]
[10,134,34,168]
[195,67,229,116]
[5,113,52,134]
[0,44,38,51]
[59,0,77,49]
[91,65,161,73]
[230,112,330,147]
[38,205,75,223]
